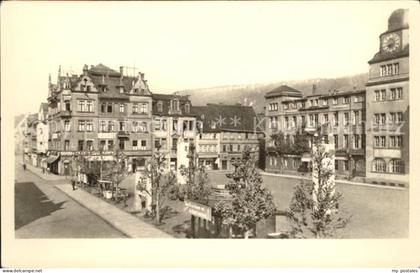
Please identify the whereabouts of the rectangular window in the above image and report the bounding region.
[222,145,226,152]
[374,114,380,124]
[173,120,178,131]
[375,90,380,102]
[334,135,338,148]
[86,140,93,151]
[108,140,114,150]
[172,138,177,150]
[314,114,319,125]
[119,121,125,131]
[101,103,106,113]
[343,160,349,171]
[108,121,114,132]
[78,120,85,132]
[380,89,386,101]
[343,97,350,104]
[161,138,167,150]
[139,103,148,114]
[343,135,349,148]
[78,140,84,151]
[396,112,403,123]
[380,113,386,124]
[100,121,106,132]
[189,120,194,131]
[99,140,106,150]
[132,103,138,113]
[354,134,360,149]
[86,120,93,132]
[354,111,360,124]
[323,114,329,123]
[64,140,70,151]
[390,135,403,147]
[86,100,93,112]
[132,140,138,150]
[64,120,70,131]
[119,104,125,113]
[77,100,84,112]
[285,117,289,128]
[119,140,125,150]
[333,98,338,105]
[132,121,138,132]
[333,112,338,126]
[107,104,112,113]
[380,136,386,147]
[344,113,349,126]
[155,139,160,148]
[141,140,147,149]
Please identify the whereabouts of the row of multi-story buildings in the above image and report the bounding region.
[19,64,263,179]
[264,8,409,187]
[17,9,409,187]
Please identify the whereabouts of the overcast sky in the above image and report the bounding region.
[1,1,413,115]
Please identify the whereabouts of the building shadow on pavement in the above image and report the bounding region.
[15,182,66,230]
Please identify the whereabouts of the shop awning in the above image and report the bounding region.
[45,155,59,164]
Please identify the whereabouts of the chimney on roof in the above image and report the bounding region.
[83,64,88,76]
[312,84,317,95]
[140,72,145,81]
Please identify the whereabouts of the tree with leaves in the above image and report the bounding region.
[215,147,276,239]
[287,137,350,238]
[179,142,212,204]
[137,145,177,223]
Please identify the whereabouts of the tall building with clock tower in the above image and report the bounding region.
[365,9,409,186]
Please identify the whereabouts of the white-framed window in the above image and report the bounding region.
[132,103,138,113]
[389,159,404,173]
[374,136,387,147]
[344,112,349,125]
[64,120,71,131]
[78,120,85,131]
[139,122,148,132]
[132,140,138,150]
[380,89,386,101]
[390,135,403,148]
[332,98,338,105]
[119,103,125,113]
[86,120,93,132]
[373,158,386,172]
[343,97,350,104]
[100,121,106,132]
[86,100,93,112]
[132,121,139,132]
[141,140,147,150]
[185,103,191,113]
[139,102,148,114]
[77,100,85,112]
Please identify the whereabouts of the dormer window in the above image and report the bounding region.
[86,85,91,92]
[119,87,125,93]
[185,103,190,113]
[133,88,139,94]
[157,101,163,112]
[172,99,180,111]
[102,86,107,93]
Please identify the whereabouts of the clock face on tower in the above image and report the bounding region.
[382,33,401,54]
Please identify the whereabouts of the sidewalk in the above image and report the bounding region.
[259,170,406,190]
[25,163,67,182]
[55,184,173,238]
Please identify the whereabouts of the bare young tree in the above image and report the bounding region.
[287,139,350,238]
[137,145,177,223]
[179,142,212,204]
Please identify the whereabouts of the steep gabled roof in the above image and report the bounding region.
[193,103,258,133]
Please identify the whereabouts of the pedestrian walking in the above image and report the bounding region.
[71,176,76,190]
[23,163,26,171]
